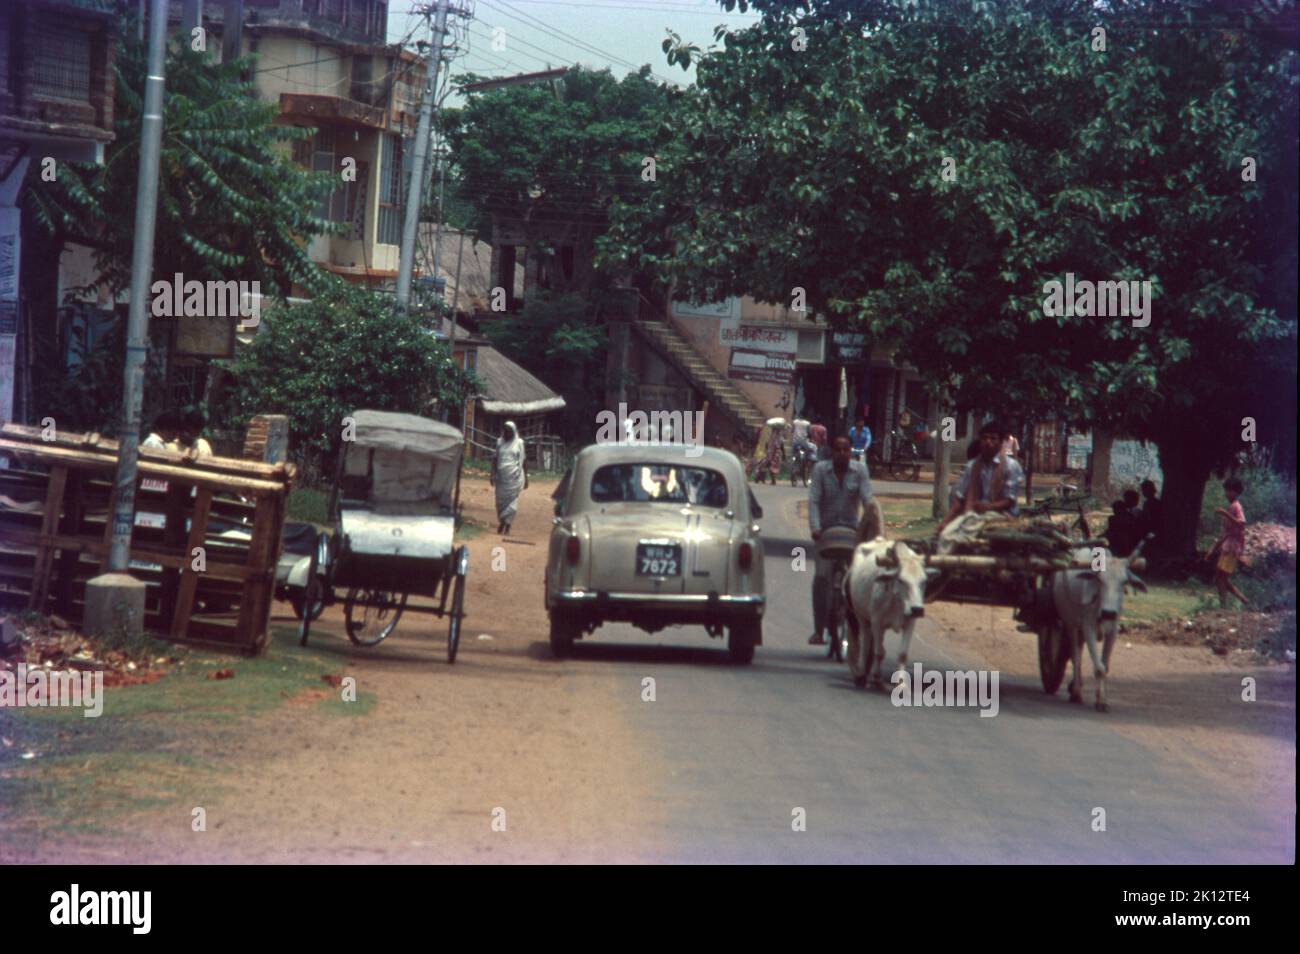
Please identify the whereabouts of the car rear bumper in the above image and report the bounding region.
[552,590,764,628]
[554,590,763,607]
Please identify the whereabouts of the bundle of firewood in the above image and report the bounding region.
[934,513,1103,570]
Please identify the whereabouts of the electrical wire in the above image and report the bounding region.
[478,0,683,85]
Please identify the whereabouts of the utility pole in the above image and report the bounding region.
[222,0,244,64]
[396,1,454,313]
[87,0,169,638]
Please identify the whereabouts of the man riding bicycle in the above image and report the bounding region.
[808,435,875,646]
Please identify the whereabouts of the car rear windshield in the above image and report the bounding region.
[590,464,729,508]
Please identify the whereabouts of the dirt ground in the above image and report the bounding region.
[4,474,674,863]
[797,492,1295,807]
[925,594,1295,807]
[3,474,1293,862]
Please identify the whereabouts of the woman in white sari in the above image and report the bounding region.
[490,421,529,535]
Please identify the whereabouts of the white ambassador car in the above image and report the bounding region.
[545,443,765,662]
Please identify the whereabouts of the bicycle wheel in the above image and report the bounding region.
[344,588,407,646]
[446,571,465,664]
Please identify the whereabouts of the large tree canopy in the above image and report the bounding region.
[599,0,1298,555]
[444,65,677,295]
[26,35,339,299]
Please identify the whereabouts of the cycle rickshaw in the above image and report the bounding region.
[294,410,469,663]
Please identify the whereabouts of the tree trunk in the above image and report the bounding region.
[931,393,951,519]
[1153,437,1214,560]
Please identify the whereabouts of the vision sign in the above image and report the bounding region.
[728,347,796,385]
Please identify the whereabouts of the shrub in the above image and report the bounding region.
[1199,458,1296,544]
[215,283,477,475]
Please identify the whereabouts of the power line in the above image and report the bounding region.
[501,0,758,15]
[477,0,684,85]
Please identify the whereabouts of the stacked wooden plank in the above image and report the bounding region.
[0,423,294,654]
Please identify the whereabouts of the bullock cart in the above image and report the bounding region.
[294,411,469,664]
[884,503,1123,694]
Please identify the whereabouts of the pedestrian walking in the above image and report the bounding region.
[491,421,529,535]
[1207,477,1251,609]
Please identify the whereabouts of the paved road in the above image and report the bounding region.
[559,483,1292,863]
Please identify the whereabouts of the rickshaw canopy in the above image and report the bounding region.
[348,410,465,458]
[343,410,465,508]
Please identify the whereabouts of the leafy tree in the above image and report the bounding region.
[25,34,339,300]
[480,293,606,438]
[601,0,1298,557]
[216,283,477,476]
[443,65,675,296]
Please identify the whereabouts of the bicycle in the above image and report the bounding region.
[790,442,815,487]
[817,527,859,663]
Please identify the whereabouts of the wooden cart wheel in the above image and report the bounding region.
[446,569,466,664]
[1037,622,1070,694]
[344,589,407,647]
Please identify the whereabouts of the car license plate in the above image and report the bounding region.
[636,543,681,577]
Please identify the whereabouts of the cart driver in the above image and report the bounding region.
[807,435,874,646]
[940,420,1024,530]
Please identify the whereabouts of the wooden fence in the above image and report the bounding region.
[0,424,293,654]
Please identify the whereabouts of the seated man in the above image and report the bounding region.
[940,420,1024,529]
[1105,499,1137,556]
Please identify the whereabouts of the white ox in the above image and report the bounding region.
[1050,542,1149,712]
[843,539,937,688]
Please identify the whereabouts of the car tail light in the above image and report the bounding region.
[565,535,581,565]
[738,541,753,572]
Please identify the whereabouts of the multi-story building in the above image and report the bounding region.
[0,0,118,427]
[206,0,427,291]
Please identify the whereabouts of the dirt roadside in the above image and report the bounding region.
[3,474,672,863]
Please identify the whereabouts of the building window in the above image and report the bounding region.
[33,24,91,101]
[377,133,407,246]
[350,54,376,106]
[310,128,349,223]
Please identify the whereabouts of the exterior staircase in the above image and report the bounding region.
[632,320,768,440]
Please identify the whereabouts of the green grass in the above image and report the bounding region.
[287,486,330,525]
[1121,580,1205,625]
[0,626,374,833]
[878,495,942,538]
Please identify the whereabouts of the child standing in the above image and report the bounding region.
[1209,477,1251,609]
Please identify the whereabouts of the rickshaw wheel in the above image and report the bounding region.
[446,572,466,664]
[344,589,408,646]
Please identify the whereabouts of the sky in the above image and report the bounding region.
[387,0,763,103]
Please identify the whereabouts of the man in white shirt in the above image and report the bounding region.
[941,421,1024,529]
[142,410,182,449]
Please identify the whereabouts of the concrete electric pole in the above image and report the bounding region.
[88,0,170,638]
[395,1,459,313]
